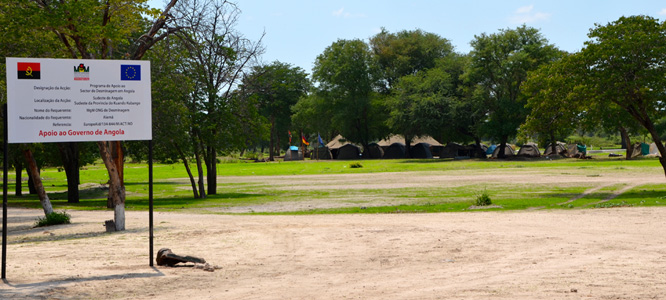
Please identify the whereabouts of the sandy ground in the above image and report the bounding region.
[2,206,666,299]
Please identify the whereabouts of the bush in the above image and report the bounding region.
[35,211,71,227]
[474,191,492,206]
[349,162,363,168]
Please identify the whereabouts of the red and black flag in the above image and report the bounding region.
[17,62,40,79]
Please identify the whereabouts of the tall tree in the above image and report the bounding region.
[468,25,560,157]
[173,0,264,196]
[242,62,310,161]
[312,39,387,150]
[580,15,666,175]
[8,0,182,230]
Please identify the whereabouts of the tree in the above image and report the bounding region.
[8,0,182,230]
[172,0,264,197]
[580,15,666,175]
[468,25,560,157]
[370,28,455,93]
[312,39,387,150]
[520,54,585,154]
[242,62,310,161]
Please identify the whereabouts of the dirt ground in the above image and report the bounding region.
[2,205,666,299]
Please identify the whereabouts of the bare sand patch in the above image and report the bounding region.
[3,206,666,299]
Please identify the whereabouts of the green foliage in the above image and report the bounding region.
[35,211,71,227]
[349,162,363,168]
[474,190,492,206]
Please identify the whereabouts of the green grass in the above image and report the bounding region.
[5,156,665,214]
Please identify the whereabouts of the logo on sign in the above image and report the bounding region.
[120,65,141,81]
[74,63,90,81]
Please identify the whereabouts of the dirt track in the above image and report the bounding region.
[3,206,666,299]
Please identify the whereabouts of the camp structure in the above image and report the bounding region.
[284,146,303,161]
[377,134,442,156]
[363,143,384,159]
[440,143,467,159]
[543,142,568,156]
[336,144,361,160]
[326,134,352,159]
[517,142,541,157]
[383,143,407,159]
[629,142,650,158]
[410,142,433,158]
[649,142,662,157]
[311,146,333,160]
[491,144,515,158]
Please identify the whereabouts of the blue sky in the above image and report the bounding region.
[149,1,666,75]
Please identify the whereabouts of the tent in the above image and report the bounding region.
[336,144,361,160]
[311,146,333,160]
[410,143,433,158]
[543,142,567,156]
[517,143,541,157]
[327,134,351,159]
[649,142,662,157]
[363,143,384,159]
[486,144,497,155]
[440,143,467,159]
[377,134,443,148]
[383,143,407,159]
[284,146,303,161]
[491,144,515,158]
[629,142,650,158]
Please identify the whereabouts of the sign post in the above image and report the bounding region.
[3,57,153,278]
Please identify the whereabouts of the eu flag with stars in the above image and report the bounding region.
[121,65,141,81]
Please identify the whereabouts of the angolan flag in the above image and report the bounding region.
[17,62,40,79]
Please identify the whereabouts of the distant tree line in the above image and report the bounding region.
[1,0,666,224]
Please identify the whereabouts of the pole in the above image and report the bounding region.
[2,104,8,279]
[148,140,154,266]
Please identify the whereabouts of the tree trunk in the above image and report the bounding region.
[404,134,412,158]
[206,146,217,195]
[14,156,23,197]
[268,116,275,161]
[97,141,125,231]
[174,142,199,198]
[57,142,80,203]
[474,137,485,158]
[22,149,53,216]
[498,138,508,159]
[619,127,633,160]
[550,132,557,156]
[642,121,666,178]
[194,150,206,199]
[28,171,37,194]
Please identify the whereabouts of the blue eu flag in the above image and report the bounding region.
[121,65,141,81]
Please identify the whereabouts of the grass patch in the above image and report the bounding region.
[35,211,71,227]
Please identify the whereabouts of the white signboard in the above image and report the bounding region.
[5,57,151,143]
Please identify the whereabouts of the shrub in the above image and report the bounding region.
[474,190,492,206]
[35,211,71,227]
[349,162,363,168]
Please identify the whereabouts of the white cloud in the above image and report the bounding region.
[331,7,366,19]
[510,5,550,24]
[659,8,666,15]
[516,5,534,14]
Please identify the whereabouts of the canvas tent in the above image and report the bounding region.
[363,143,384,159]
[491,144,515,158]
[517,143,541,157]
[410,143,433,158]
[649,142,662,157]
[440,143,467,159]
[544,142,567,156]
[327,134,351,159]
[383,143,407,159]
[311,146,333,159]
[336,144,361,160]
[284,146,303,161]
[629,142,650,158]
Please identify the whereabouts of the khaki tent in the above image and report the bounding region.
[311,146,333,160]
[363,143,384,159]
[517,143,541,157]
[376,134,443,147]
[284,147,303,161]
[491,144,515,158]
[410,143,433,159]
[440,143,466,159]
[544,142,567,156]
[649,142,662,157]
[383,143,406,159]
[336,144,361,160]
